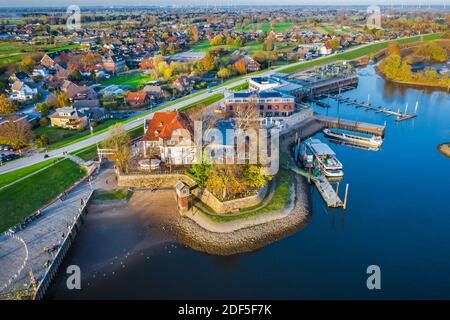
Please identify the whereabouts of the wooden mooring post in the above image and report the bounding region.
[343,184,349,209]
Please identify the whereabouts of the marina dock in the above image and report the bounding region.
[283,154,346,209]
[316,115,386,137]
[314,176,344,208]
[327,95,418,121]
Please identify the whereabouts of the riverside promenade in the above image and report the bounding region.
[0,164,95,298]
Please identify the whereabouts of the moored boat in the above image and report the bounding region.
[323,128,383,149]
[301,138,344,178]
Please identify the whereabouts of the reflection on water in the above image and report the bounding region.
[49,65,450,300]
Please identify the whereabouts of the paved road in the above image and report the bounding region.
[0,34,430,175]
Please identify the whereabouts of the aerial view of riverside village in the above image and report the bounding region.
[0,1,448,303]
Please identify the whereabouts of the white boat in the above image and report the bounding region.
[323,128,383,149]
[302,138,344,178]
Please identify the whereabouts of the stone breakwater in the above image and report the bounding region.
[170,175,311,256]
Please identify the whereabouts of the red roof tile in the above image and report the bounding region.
[142,111,193,142]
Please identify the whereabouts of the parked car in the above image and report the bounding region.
[0,145,12,151]
[0,153,20,162]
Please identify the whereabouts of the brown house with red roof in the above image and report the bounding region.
[142,111,195,165]
[127,92,150,107]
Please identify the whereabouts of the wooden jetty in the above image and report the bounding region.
[316,115,386,137]
[309,99,331,108]
[314,176,344,208]
[288,164,346,208]
[284,146,347,209]
[328,95,417,121]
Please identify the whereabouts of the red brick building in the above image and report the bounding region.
[224,91,296,117]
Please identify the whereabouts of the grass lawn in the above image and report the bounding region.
[94,189,131,201]
[0,159,86,233]
[191,40,213,52]
[0,158,61,188]
[235,22,293,33]
[279,33,444,74]
[34,126,78,144]
[100,74,154,88]
[39,119,123,150]
[177,93,224,112]
[201,170,293,223]
[71,145,98,161]
[229,82,249,91]
[70,125,144,161]
[192,40,262,55]
[0,42,80,65]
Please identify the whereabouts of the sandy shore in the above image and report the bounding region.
[438,143,450,158]
[169,175,311,256]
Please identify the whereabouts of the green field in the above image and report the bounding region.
[100,74,154,88]
[178,93,224,112]
[235,22,293,33]
[279,33,444,74]
[0,158,61,188]
[71,144,98,161]
[36,119,123,150]
[192,40,263,55]
[229,82,249,91]
[0,159,86,232]
[0,41,80,65]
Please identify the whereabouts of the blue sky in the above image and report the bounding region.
[0,1,448,7]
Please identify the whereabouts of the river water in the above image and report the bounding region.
[47,65,450,299]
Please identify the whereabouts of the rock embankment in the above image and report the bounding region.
[170,175,311,256]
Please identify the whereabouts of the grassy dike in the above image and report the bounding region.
[0,158,60,188]
[0,159,86,233]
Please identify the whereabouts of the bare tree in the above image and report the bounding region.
[101,124,131,173]
[0,119,34,150]
[234,97,260,131]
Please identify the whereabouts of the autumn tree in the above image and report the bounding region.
[0,95,18,114]
[217,67,231,82]
[200,52,216,73]
[21,56,36,72]
[55,92,68,107]
[36,102,50,117]
[189,152,211,188]
[205,166,243,200]
[101,124,131,173]
[242,164,266,189]
[253,51,268,68]
[234,58,247,75]
[386,44,401,56]
[413,43,448,63]
[0,119,34,149]
[210,34,224,46]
